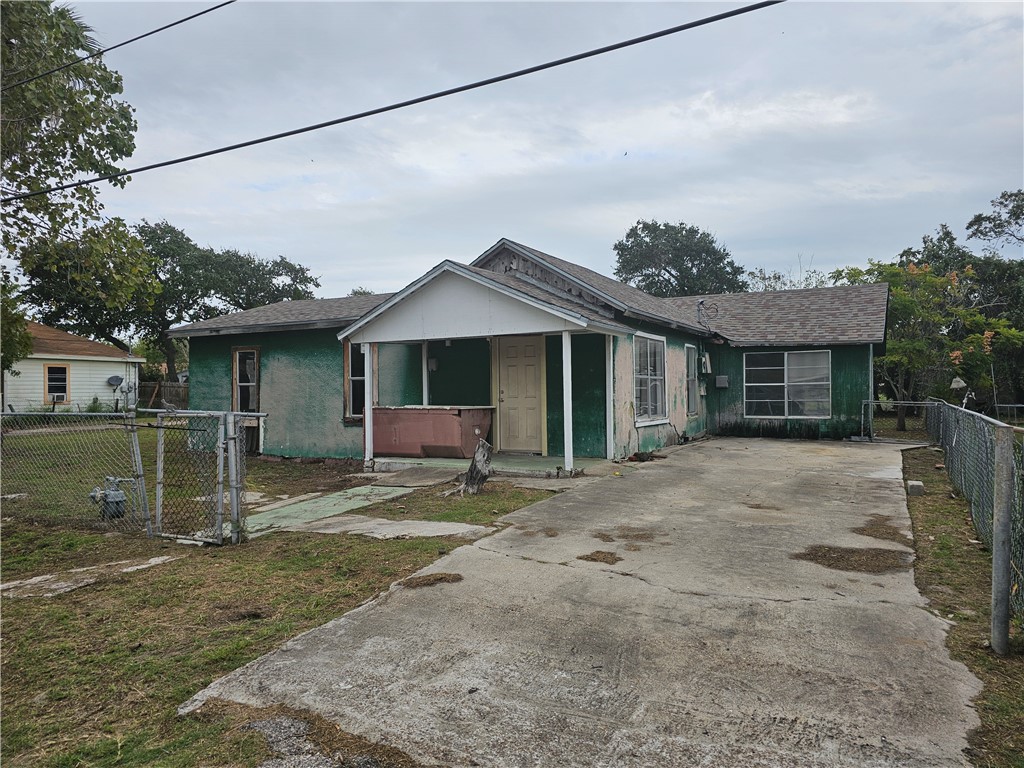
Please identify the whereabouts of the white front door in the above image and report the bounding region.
[497,336,543,453]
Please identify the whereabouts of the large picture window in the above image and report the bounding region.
[232,348,259,412]
[346,341,366,418]
[744,350,831,418]
[634,334,666,422]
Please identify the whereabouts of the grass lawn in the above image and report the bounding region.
[902,447,1024,768]
[357,480,554,526]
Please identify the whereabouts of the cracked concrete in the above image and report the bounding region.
[183,438,980,767]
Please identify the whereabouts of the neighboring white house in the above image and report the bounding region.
[2,322,145,412]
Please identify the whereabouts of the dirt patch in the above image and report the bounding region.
[852,514,913,547]
[593,532,615,542]
[577,551,623,565]
[398,572,463,589]
[541,527,559,538]
[615,526,659,542]
[791,545,912,574]
[745,502,783,511]
[217,605,271,623]
[624,543,642,552]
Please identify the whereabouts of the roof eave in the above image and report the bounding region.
[168,317,360,338]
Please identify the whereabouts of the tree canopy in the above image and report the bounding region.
[966,189,1024,252]
[22,221,321,379]
[613,220,746,297]
[1,268,32,376]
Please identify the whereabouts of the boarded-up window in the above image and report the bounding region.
[233,348,259,412]
[44,364,69,403]
[744,350,831,418]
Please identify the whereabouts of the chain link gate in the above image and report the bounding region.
[141,410,264,544]
[859,400,936,442]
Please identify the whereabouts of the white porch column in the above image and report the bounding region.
[562,330,573,472]
[605,334,614,460]
[421,341,430,405]
[363,342,375,469]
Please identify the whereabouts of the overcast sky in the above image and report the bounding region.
[72,1,1023,297]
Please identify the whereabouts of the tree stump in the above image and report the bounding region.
[442,438,493,497]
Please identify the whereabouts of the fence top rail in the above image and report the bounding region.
[862,400,938,407]
[137,409,268,418]
[1,411,135,418]
[927,398,1018,429]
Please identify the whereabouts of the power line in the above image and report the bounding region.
[2,0,785,205]
[1,0,238,93]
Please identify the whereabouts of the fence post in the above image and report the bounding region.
[225,414,241,545]
[990,424,1013,656]
[127,416,152,537]
[155,414,165,537]
[215,415,226,545]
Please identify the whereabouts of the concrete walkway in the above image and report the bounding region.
[184,438,981,767]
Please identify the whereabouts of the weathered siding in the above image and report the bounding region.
[189,330,421,458]
[545,333,606,458]
[3,357,140,411]
[707,344,870,439]
[611,327,705,458]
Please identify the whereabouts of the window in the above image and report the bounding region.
[232,348,259,412]
[634,334,666,422]
[346,341,366,418]
[686,345,698,416]
[744,350,831,418]
[44,364,69,403]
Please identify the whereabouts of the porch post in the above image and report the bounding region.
[562,330,573,472]
[363,342,375,470]
[606,335,614,459]
[421,341,429,406]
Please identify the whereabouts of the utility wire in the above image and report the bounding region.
[1,0,238,93]
[2,0,785,205]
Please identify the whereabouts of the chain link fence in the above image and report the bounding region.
[0,412,150,532]
[2,410,263,545]
[926,401,1023,635]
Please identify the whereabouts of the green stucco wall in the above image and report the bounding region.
[188,330,421,458]
[545,334,606,458]
[427,338,490,406]
[706,344,870,439]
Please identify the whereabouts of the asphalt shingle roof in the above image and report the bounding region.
[27,322,142,360]
[167,294,394,337]
[662,284,890,346]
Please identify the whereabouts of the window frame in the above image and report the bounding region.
[633,332,668,425]
[743,349,832,420]
[685,344,699,416]
[231,347,260,413]
[344,340,367,420]
[44,364,70,404]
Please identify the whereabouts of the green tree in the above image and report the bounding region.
[613,220,746,297]
[1,268,33,375]
[22,221,321,379]
[967,189,1024,252]
[745,258,829,292]
[832,261,1022,426]
[1,2,154,311]
[349,286,375,296]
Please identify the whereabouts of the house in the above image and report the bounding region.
[2,322,145,412]
[171,239,889,467]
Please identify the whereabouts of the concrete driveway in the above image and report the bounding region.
[184,438,981,767]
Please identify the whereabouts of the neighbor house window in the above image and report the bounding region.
[634,334,667,422]
[686,345,698,416]
[44,364,69,404]
[345,341,366,418]
[744,350,831,418]
[232,348,259,412]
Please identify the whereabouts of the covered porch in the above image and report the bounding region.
[342,261,631,471]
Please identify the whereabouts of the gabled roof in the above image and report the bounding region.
[167,293,394,338]
[472,239,710,335]
[26,322,144,362]
[662,283,890,347]
[342,261,633,343]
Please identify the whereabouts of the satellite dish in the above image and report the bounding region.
[107,375,124,387]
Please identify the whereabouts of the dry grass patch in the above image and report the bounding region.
[357,481,553,526]
[853,513,914,547]
[398,572,463,589]
[0,522,446,768]
[577,551,623,565]
[903,447,1023,767]
[791,544,912,574]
